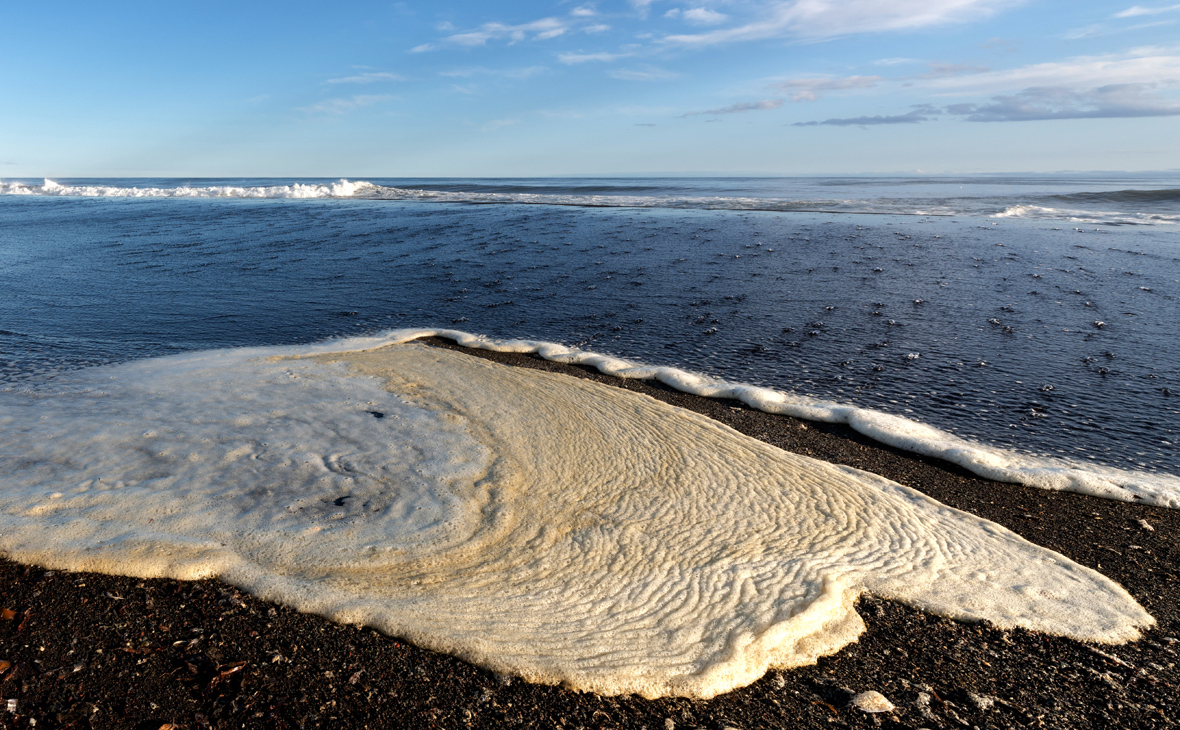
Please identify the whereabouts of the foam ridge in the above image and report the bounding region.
[374,328,1180,508]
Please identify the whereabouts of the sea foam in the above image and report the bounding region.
[379,329,1180,509]
[0,338,1156,698]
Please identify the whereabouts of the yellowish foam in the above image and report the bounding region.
[0,342,1153,698]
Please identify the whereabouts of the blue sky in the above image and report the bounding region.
[2,0,1179,175]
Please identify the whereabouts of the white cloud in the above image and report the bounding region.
[326,72,405,84]
[571,6,598,17]
[683,98,785,116]
[302,94,396,115]
[1115,3,1180,17]
[584,23,612,32]
[609,65,680,80]
[661,0,1022,46]
[683,8,730,25]
[1066,19,1177,40]
[922,50,1180,94]
[415,17,569,50]
[773,74,882,101]
[559,50,636,63]
[873,57,921,66]
[438,66,548,79]
[789,49,1180,128]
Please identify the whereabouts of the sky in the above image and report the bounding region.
[2,0,1179,176]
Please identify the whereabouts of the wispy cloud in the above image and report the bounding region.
[980,37,1021,53]
[609,65,679,81]
[1065,19,1177,40]
[302,94,396,115]
[946,83,1180,121]
[326,71,405,84]
[793,106,937,126]
[412,17,568,52]
[785,49,1180,128]
[411,9,620,52]
[772,75,881,101]
[921,50,1180,94]
[1115,3,1180,17]
[559,50,636,63]
[683,99,785,116]
[682,8,730,25]
[661,0,1022,46]
[439,66,548,79]
[916,62,990,78]
[873,57,921,66]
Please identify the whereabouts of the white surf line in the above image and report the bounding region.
[351,328,1180,509]
[0,179,951,215]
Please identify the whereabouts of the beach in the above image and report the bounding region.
[1,338,1176,730]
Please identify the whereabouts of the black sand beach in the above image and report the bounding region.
[1,338,1176,729]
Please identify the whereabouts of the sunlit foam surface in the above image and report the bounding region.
[0,336,1154,698]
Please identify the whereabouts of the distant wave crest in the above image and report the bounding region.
[0,178,378,199]
[2,178,1177,224]
[995,203,1179,226]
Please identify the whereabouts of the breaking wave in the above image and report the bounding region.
[3,178,1177,224]
[994,203,1180,226]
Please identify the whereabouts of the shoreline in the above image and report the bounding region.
[0,338,1176,729]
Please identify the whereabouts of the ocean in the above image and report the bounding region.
[2,175,1177,478]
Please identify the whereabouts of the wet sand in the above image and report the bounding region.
[0,338,1176,729]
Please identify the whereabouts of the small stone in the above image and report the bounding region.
[850,691,895,713]
[1138,519,1155,532]
[665,719,676,730]
[967,691,996,711]
[0,608,16,621]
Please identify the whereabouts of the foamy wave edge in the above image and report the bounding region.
[0,178,378,199]
[0,178,943,215]
[299,327,1179,509]
[995,204,1180,226]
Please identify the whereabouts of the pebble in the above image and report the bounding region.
[1138,519,1155,532]
[967,691,996,711]
[850,690,895,713]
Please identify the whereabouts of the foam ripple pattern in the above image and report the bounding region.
[0,337,1155,698]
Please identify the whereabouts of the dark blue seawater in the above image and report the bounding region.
[1,177,1178,476]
